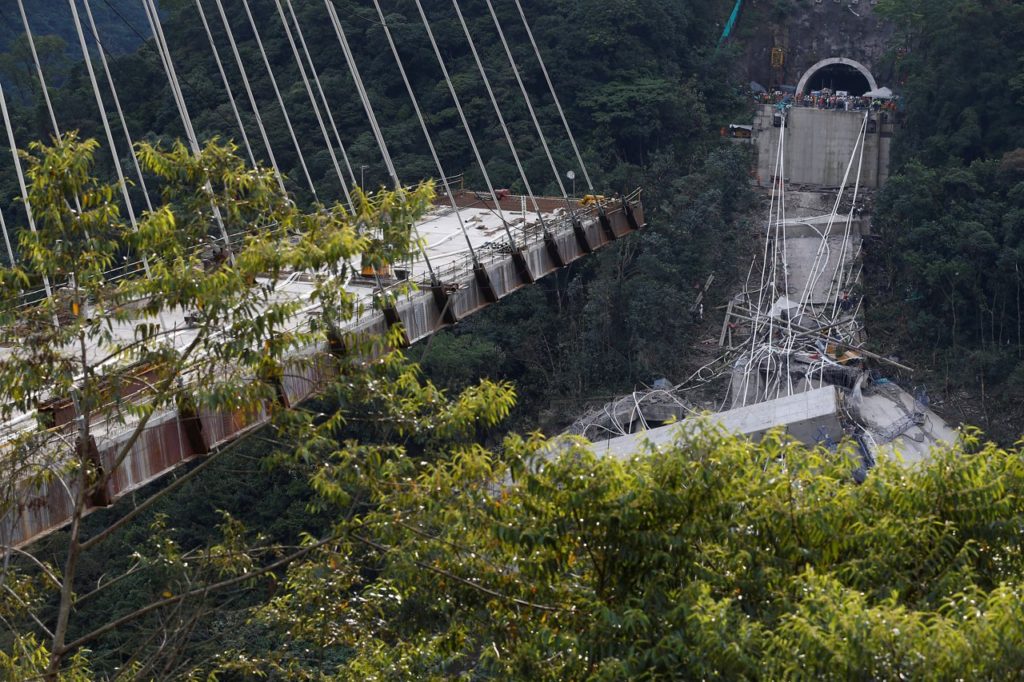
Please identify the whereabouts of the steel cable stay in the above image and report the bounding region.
[1,0,620,327]
[795,113,867,314]
[283,0,358,194]
[271,0,353,209]
[0,82,55,303]
[142,0,232,255]
[68,0,152,278]
[325,2,396,188]
[450,0,547,247]
[324,0,439,292]
[826,117,869,320]
[207,0,287,195]
[238,0,318,200]
[796,118,865,311]
[325,0,410,315]
[778,112,793,396]
[736,108,870,405]
[16,0,95,246]
[483,0,570,203]
[407,0,512,262]
[79,0,182,337]
[740,110,787,404]
[15,0,62,142]
[193,0,258,169]
[755,112,788,401]
[510,0,594,195]
[0,196,14,267]
[81,0,156,214]
[370,0,479,286]
[280,0,363,284]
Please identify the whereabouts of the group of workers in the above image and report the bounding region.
[756,88,900,113]
[796,90,899,112]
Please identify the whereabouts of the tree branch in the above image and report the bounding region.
[0,545,62,589]
[3,584,55,639]
[59,533,337,656]
[350,532,563,613]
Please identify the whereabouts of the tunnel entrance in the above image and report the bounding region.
[796,57,878,96]
[804,64,871,95]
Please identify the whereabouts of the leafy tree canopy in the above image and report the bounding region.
[165,424,1024,679]
[870,0,1024,439]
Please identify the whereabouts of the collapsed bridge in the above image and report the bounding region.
[0,0,647,548]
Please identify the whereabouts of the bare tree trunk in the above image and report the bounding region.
[48,293,91,678]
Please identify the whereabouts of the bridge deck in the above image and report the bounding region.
[1,192,644,549]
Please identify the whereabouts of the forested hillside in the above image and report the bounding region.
[0,0,150,103]
[868,0,1024,441]
[0,1,762,677]
[1,0,733,208]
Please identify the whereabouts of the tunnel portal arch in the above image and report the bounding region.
[796,57,878,96]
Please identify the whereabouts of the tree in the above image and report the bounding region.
[0,34,70,105]
[0,132,453,678]
[237,425,1024,680]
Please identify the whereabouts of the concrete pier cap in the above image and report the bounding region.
[796,57,878,96]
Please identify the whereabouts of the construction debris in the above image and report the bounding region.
[570,107,956,476]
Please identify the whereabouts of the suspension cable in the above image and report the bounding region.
[238,0,318,200]
[324,1,437,280]
[272,0,352,208]
[325,1,397,188]
[143,0,232,253]
[81,0,154,212]
[451,0,546,242]
[0,206,13,267]
[511,0,594,194]
[828,117,869,319]
[142,0,189,147]
[68,0,151,279]
[483,0,569,202]
[795,113,866,314]
[193,0,257,168]
[372,0,484,261]
[17,0,93,240]
[410,0,510,243]
[0,81,54,301]
[207,0,286,195]
[284,0,358,192]
[15,0,62,139]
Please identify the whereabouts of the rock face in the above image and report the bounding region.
[736,0,896,90]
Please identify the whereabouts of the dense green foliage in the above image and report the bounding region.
[237,425,1024,680]
[4,1,1024,679]
[0,133,435,678]
[0,0,149,56]
[27,410,1024,679]
[869,0,1024,437]
[0,0,150,106]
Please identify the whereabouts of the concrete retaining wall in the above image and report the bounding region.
[754,105,893,188]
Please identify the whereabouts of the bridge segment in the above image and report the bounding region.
[1,192,644,549]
